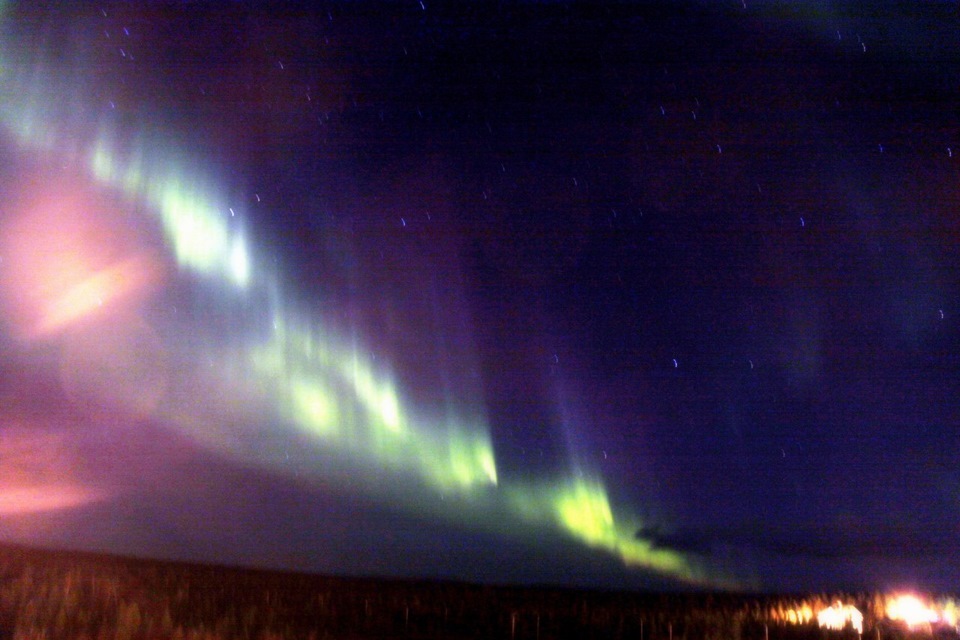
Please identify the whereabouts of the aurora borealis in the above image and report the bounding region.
[0,0,698,587]
[2,0,960,592]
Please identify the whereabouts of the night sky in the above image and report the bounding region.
[1,0,960,593]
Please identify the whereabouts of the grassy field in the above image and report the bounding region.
[0,543,950,639]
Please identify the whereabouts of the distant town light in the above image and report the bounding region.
[817,602,863,635]
[886,594,939,629]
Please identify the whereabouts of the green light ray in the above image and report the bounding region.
[507,476,694,578]
[247,310,498,493]
[0,5,717,586]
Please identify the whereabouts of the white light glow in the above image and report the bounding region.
[886,594,939,629]
[817,602,863,635]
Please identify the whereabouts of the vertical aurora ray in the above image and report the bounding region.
[0,2,713,586]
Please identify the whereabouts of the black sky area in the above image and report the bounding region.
[2,0,960,593]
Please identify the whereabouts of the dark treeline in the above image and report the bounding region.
[0,543,953,639]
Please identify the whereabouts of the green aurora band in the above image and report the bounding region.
[0,2,716,586]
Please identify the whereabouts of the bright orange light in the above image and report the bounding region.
[817,602,863,635]
[773,595,960,635]
[33,255,155,336]
[785,604,814,625]
[0,180,162,340]
[0,427,104,514]
[939,599,959,627]
[886,594,939,629]
[0,485,103,515]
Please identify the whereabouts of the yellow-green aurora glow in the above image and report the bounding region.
[0,2,711,586]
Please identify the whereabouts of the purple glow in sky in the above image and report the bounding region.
[1,0,959,592]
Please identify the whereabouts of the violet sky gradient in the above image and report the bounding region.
[1,0,959,593]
